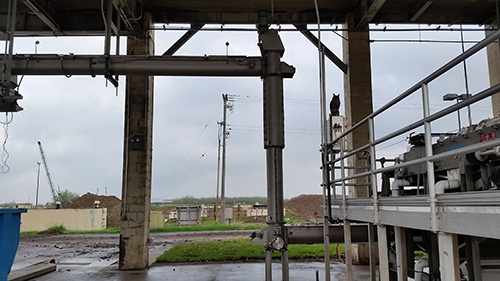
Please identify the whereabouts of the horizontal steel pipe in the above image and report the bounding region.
[7,54,293,77]
[287,224,373,244]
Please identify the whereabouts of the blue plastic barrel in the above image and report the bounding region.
[0,209,27,281]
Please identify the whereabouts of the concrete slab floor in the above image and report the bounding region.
[26,261,374,281]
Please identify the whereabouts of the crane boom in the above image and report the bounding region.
[37,141,59,201]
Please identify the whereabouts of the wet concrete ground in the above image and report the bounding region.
[23,261,373,281]
[13,231,373,281]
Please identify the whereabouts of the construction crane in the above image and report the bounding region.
[37,141,60,201]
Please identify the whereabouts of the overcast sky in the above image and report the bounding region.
[0,24,494,205]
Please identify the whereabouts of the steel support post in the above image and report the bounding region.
[377,225,390,280]
[319,44,331,281]
[322,185,331,281]
[368,224,377,281]
[422,83,439,232]
[119,12,154,270]
[438,232,460,281]
[368,117,377,281]
[465,236,482,281]
[344,219,353,281]
[260,30,287,281]
[394,226,408,281]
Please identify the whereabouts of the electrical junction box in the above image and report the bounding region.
[330,116,345,153]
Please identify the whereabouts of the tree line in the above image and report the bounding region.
[173,196,267,205]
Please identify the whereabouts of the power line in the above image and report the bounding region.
[165,136,219,198]
[157,101,223,198]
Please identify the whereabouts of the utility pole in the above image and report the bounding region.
[35,162,40,208]
[215,121,223,222]
[220,94,229,224]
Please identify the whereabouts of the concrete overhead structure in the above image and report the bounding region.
[119,12,154,270]
[487,21,500,116]
[1,0,500,280]
[342,12,374,265]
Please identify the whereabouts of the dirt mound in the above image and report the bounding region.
[284,194,324,222]
[66,193,121,227]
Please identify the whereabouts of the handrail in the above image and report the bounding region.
[329,28,500,152]
[331,84,500,184]
[329,27,500,230]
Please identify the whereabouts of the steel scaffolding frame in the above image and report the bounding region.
[326,28,500,280]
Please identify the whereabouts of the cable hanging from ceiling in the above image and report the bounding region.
[0,113,13,173]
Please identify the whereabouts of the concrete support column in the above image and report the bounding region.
[394,226,408,281]
[343,219,353,281]
[119,12,154,270]
[438,232,460,281]
[259,30,288,281]
[342,12,374,263]
[377,225,390,281]
[487,24,500,116]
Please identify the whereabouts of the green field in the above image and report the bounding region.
[156,238,345,263]
[20,223,265,236]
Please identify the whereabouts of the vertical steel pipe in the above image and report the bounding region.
[260,30,287,281]
[421,83,438,232]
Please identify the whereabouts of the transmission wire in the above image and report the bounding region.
[157,101,223,197]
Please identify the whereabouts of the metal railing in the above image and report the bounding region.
[328,28,500,233]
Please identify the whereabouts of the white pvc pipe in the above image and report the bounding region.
[391,179,410,197]
[435,180,460,195]
[414,259,429,281]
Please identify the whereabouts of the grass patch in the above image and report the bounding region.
[64,226,121,234]
[156,238,345,263]
[48,225,67,232]
[20,226,121,236]
[21,224,263,236]
[19,231,39,236]
[151,224,266,233]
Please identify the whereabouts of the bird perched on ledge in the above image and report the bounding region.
[330,94,340,116]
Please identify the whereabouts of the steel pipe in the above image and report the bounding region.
[287,224,373,244]
[8,54,294,78]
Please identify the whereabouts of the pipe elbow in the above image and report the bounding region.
[391,179,410,197]
[435,180,460,195]
[391,179,410,190]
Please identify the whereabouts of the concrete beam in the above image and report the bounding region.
[293,24,347,74]
[22,0,62,35]
[356,0,387,29]
[162,24,204,56]
[113,0,142,33]
[410,0,434,22]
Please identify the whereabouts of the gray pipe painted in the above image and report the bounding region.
[8,55,294,78]
[287,224,373,244]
